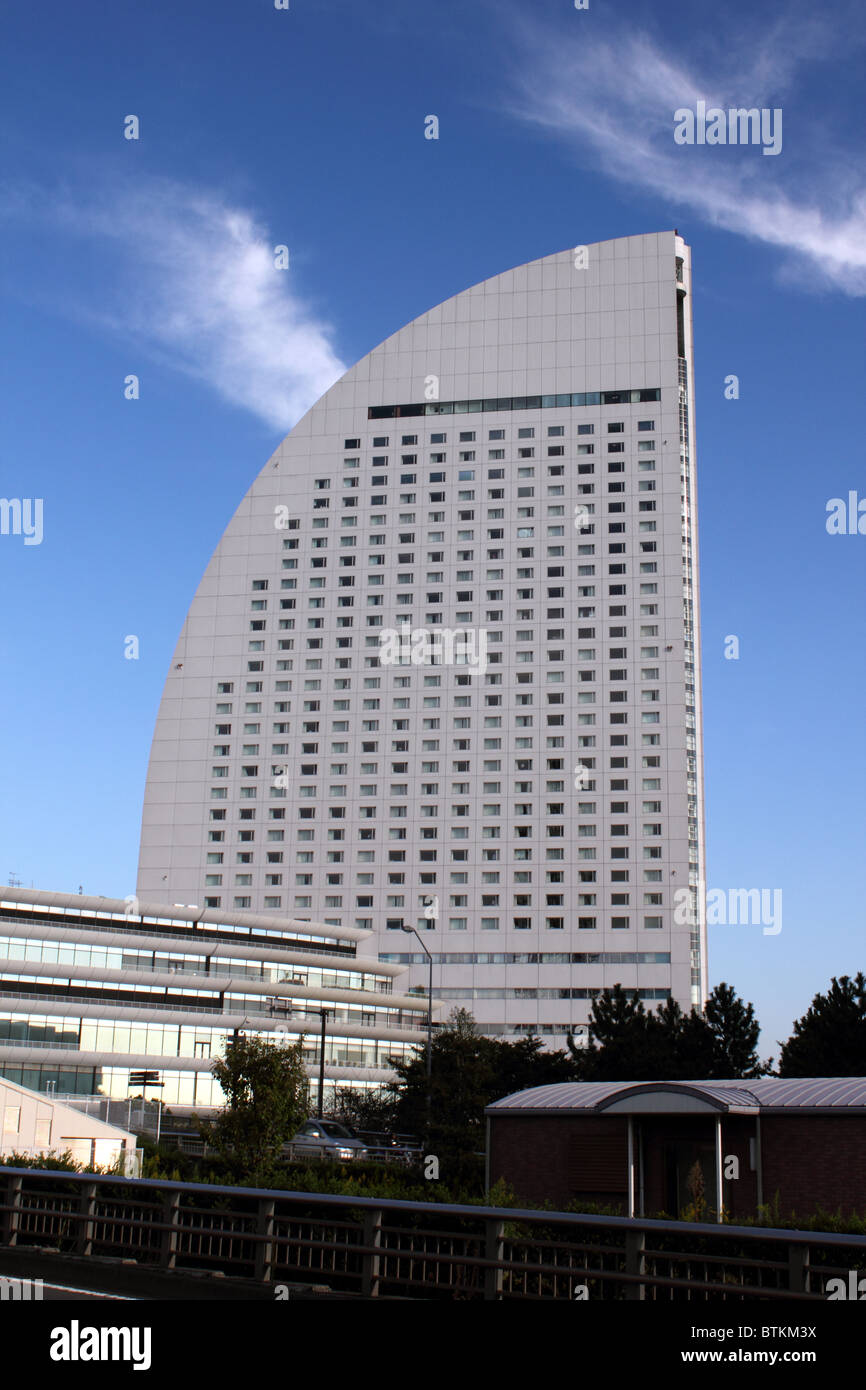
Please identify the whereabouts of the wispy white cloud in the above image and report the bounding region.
[6,177,346,430]
[503,17,866,296]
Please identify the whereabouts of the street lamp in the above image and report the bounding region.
[401,920,434,1139]
[316,1008,330,1119]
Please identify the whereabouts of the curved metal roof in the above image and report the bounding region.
[486,1078,866,1115]
[740,1077,866,1109]
[597,1082,759,1114]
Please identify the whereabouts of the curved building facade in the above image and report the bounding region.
[138,232,708,1047]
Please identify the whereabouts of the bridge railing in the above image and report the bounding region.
[1,1167,864,1300]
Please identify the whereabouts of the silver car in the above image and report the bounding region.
[290,1119,369,1161]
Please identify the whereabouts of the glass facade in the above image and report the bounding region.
[0,893,428,1111]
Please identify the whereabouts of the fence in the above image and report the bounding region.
[1,1167,864,1300]
[158,1132,422,1164]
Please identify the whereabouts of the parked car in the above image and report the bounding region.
[289,1119,369,1161]
[352,1129,422,1163]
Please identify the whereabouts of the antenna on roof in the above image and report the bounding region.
[8,873,21,888]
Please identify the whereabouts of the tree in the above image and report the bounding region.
[493,1034,577,1098]
[444,1006,479,1039]
[388,1009,578,1158]
[645,997,694,1079]
[567,984,654,1080]
[388,1009,498,1156]
[330,1085,399,1133]
[681,1158,709,1223]
[200,1034,310,1177]
[567,982,771,1080]
[701,982,771,1078]
[778,973,866,1077]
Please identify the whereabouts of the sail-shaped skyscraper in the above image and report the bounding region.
[138,231,707,1048]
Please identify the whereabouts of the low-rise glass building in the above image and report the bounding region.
[0,887,431,1112]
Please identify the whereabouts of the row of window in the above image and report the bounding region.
[333,441,655,467]
[0,938,386,993]
[198,912,670,929]
[347,421,655,446]
[301,469,658,509]
[0,1016,419,1062]
[215,631,666,691]
[381,951,671,965]
[329,466,657,500]
[430,986,671,999]
[366,388,662,418]
[0,1066,383,1108]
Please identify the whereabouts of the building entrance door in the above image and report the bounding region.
[665,1139,718,1218]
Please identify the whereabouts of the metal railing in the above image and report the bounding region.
[1,1168,864,1300]
[145,1132,422,1164]
[0,911,358,959]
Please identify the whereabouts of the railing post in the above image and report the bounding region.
[361,1208,383,1298]
[788,1242,810,1295]
[160,1189,181,1270]
[76,1182,98,1257]
[624,1228,646,1300]
[1,1174,23,1247]
[484,1218,505,1300]
[255,1198,275,1283]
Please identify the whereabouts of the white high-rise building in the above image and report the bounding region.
[138,231,708,1049]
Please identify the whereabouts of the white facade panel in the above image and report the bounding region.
[137,233,708,1047]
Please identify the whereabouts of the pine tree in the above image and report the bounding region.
[567,984,653,1080]
[702,982,772,1078]
[567,982,770,1080]
[778,973,866,1077]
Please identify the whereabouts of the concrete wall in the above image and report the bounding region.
[0,1076,140,1174]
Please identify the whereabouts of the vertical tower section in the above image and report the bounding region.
[138,231,708,1047]
[674,236,709,1007]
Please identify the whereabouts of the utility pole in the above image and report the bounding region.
[401,911,435,1141]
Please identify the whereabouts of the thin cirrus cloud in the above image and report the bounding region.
[15,177,347,432]
[503,20,866,297]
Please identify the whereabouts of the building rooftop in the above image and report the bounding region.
[1,885,371,948]
[486,1078,866,1116]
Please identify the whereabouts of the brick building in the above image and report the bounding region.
[486,1078,866,1220]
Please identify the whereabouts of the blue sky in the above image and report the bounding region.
[1,0,864,1063]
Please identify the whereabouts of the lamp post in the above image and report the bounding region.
[317,1008,330,1119]
[401,922,434,1139]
